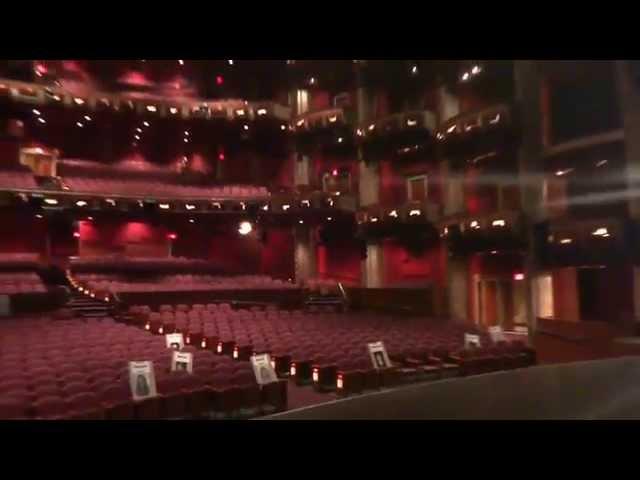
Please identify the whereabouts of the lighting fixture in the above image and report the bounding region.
[559,238,573,244]
[211,202,222,209]
[411,65,418,75]
[513,273,525,281]
[77,122,85,128]
[35,214,43,219]
[216,75,224,85]
[470,220,480,229]
[178,60,184,65]
[105,199,116,206]
[52,95,61,101]
[185,204,196,210]
[436,132,445,140]
[32,109,41,115]
[337,137,343,143]
[170,107,178,114]
[489,114,501,124]
[409,209,421,216]
[592,227,609,237]
[243,125,249,131]
[73,97,85,105]
[159,203,170,210]
[146,105,157,112]
[134,135,140,140]
[491,219,506,227]
[257,108,267,116]
[356,128,364,136]
[407,119,417,126]
[298,220,304,224]
[370,217,379,223]
[471,65,482,75]
[84,115,91,121]
[168,233,177,241]
[328,115,337,123]
[136,128,142,133]
[388,210,398,218]
[73,232,80,238]
[240,202,246,210]
[447,124,457,133]
[189,218,195,223]
[301,200,310,208]
[261,204,269,211]
[280,124,287,131]
[37,118,46,124]
[228,60,234,65]
[235,109,246,116]
[184,131,189,136]
[490,250,498,255]
[596,160,608,167]
[44,198,58,205]
[461,72,470,82]
[184,138,189,143]
[75,200,88,207]
[296,119,305,127]
[143,121,150,127]
[555,168,573,177]
[327,217,332,221]
[309,77,316,85]
[368,124,375,131]
[238,221,253,235]
[282,204,290,211]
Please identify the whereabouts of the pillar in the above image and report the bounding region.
[294,225,317,286]
[514,60,546,337]
[447,256,469,323]
[362,242,384,288]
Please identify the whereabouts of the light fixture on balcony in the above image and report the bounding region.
[490,250,498,255]
[146,105,157,112]
[491,219,506,227]
[470,220,480,229]
[32,109,41,115]
[159,203,170,210]
[388,210,398,218]
[301,200,310,208]
[370,217,379,223]
[84,115,92,122]
[356,128,364,136]
[170,107,178,115]
[73,97,85,105]
[211,202,222,209]
[368,123,375,131]
[239,202,246,211]
[406,119,417,127]
[143,121,150,127]
[596,160,608,167]
[411,64,418,75]
[409,209,421,217]
[443,227,449,236]
[447,124,457,134]
[309,77,316,85]
[461,72,470,82]
[238,221,253,235]
[178,59,184,65]
[592,227,609,237]
[243,124,249,131]
[559,238,573,244]
[75,200,88,207]
[436,132,445,141]
[189,218,195,224]
[327,217,333,221]
[489,113,501,124]
[328,115,337,123]
[228,60,234,65]
[337,137,343,143]
[280,124,287,131]
[44,198,58,205]
[257,108,267,116]
[298,220,304,224]
[76,122,84,128]
[328,198,334,207]
[555,168,573,177]
[282,204,291,211]
[296,119,305,127]
[235,109,246,117]
[261,204,269,211]
[513,273,525,281]
[471,65,482,75]
[105,199,116,206]
[185,204,196,210]
[37,118,46,124]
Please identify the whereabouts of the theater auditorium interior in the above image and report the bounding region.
[0,59,639,421]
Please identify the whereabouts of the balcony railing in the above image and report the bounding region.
[437,103,513,143]
[292,108,349,131]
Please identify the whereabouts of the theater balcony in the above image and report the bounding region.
[292,107,357,155]
[440,210,527,256]
[358,110,437,160]
[355,200,441,241]
[436,103,517,161]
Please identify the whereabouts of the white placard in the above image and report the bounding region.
[251,353,278,385]
[514,326,529,335]
[464,333,481,349]
[368,341,392,370]
[0,295,10,316]
[128,361,158,401]
[165,333,184,350]
[488,326,505,343]
[171,351,193,373]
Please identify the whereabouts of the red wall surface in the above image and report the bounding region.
[0,210,47,255]
[317,240,362,285]
[382,240,446,288]
[79,219,170,257]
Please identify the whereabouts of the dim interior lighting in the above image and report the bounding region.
[280,124,287,131]
[37,118,46,124]
[337,137,343,143]
[592,227,609,237]
[596,160,608,167]
[261,204,269,211]
[298,220,304,224]
[368,123,375,131]
[489,113,501,124]
[490,250,498,255]
[76,122,84,128]
[75,200,88,207]
[411,64,418,75]
[470,220,480,229]
[159,203,170,210]
[178,59,184,65]
[409,209,421,216]
[327,217,333,221]
[84,115,91,122]
[406,119,417,127]
[492,219,506,227]
[290,364,297,376]
[146,105,157,112]
[170,107,178,114]
[296,119,305,127]
[35,214,43,219]
[73,232,80,238]
[443,227,449,236]
[136,127,142,133]
[309,77,316,85]
[328,198,334,207]
[184,131,190,136]
[201,339,206,348]
[143,121,150,127]
[282,204,291,211]
[168,233,177,240]
[436,132,445,140]
[158,326,163,334]
[185,203,196,210]
[301,200,310,207]
[235,109,246,116]
[105,199,116,206]
[356,128,363,136]
[471,65,482,75]
[44,198,58,205]
[218,152,225,161]
[212,202,222,209]
[461,72,470,82]
[370,217,379,223]
[257,108,267,116]
[389,210,398,218]
[312,368,319,382]
[513,273,525,281]
[243,124,249,131]
[52,95,61,101]
[104,297,110,302]
[86,216,93,221]
[189,218,195,223]
[328,115,337,123]
[238,221,253,236]
[184,138,189,143]
[560,238,573,244]
[90,293,95,298]
[555,168,573,176]
[240,202,246,210]
[32,109,41,115]
[228,60,234,65]
[447,124,457,133]
[73,97,85,105]
[337,374,343,389]
[134,135,140,140]
[216,75,224,85]
[332,169,338,176]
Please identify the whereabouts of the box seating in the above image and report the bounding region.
[0,167,38,190]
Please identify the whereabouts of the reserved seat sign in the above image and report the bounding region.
[488,326,505,343]
[128,361,158,401]
[171,351,193,374]
[165,333,185,350]
[251,353,278,385]
[464,333,481,349]
[368,341,391,370]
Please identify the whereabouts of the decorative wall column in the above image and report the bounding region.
[447,256,468,323]
[514,60,546,336]
[294,225,317,286]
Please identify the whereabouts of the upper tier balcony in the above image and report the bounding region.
[292,108,356,154]
[437,103,517,159]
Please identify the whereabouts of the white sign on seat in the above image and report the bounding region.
[368,341,391,370]
[251,353,278,385]
[165,333,185,350]
[171,351,193,374]
[128,361,158,401]
[464,333,481,349]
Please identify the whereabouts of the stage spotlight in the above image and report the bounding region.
[238,221,253,236]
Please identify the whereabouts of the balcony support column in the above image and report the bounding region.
[514,60,545,339]
[362,241,384,288]
[294,224,317,287]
